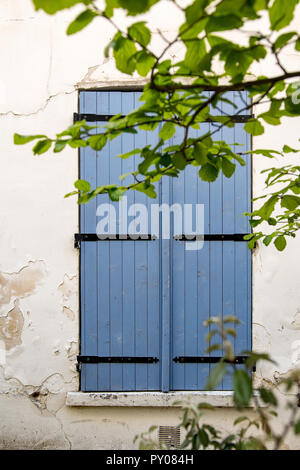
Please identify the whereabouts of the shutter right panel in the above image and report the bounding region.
[171,91,252,390]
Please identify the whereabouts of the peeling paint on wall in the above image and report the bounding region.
[290,309,300,330]
[63,306,75,321]
[0,300,24,350]
[58,274,77,322]
[0,260,46,312]
[0,0,300,451]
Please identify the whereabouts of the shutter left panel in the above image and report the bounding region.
[79,91,161,391]
[80,91,98,391]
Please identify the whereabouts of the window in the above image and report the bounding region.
[78,90,251,392]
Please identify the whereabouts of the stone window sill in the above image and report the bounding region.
[66,391,263,408]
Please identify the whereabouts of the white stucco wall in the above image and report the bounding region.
[0,0,299,449]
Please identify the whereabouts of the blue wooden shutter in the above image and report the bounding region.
[170,92,252,390]
[79,90,251,392]
[79,91,161,391]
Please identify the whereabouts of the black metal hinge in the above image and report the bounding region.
[74,113,125,123]
[74,233,157,248]
[74,112,253,124]
[173,355,256,372]
[173,355,249,364]
[77,355,159,371]
[174,234,248,242]
[75,233,252,248]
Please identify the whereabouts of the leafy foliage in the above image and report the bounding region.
[15,0,300,450]
[18,0,300,252]
[135,316,300,450]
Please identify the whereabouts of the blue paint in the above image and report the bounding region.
[80,90,251,391]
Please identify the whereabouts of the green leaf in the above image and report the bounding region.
[33,139,52,155]
[260,113,281,126]
[257,195,278,220]
[108,187,125,201]
[135,51,156,76]
[173,152,187,170]
[113,34,137,74]
[14,133,47,145]
[199,163,219,182]
[274,235,287,251]
[117,148,141,159]
[285,96,300,115]
[179,19,208,40]
[118,0,158,15]
[274,32,296,50]
[128,22,151,46]
[184,39,206,71]
[234,416,249,426]
[283,144,299,153]
[206,15,243,33]
[67,9,97,35]
[64,190,79,198]
[33,0,85,14]
[281,195,300,210]
[74,179,91,192]
[198,428,209,447]
[185,0,208,24]
[222,158,236,178]
[205,362,227,390]
[233,369,252,407]
[248,238,257,250]
[54,140,68,152]
[244,351,277,369]
[294,419,300,434]
[193,142,208,165]
[267,217,277,226]
[88,134,107,151]
[263,235,273,246]
[159,122,175,141]
[135,182,157,198]
[225,49,253,79]
[269,0,298,31]
[68,138,87,148]
[244,119,264,136]
[259,388,278,406]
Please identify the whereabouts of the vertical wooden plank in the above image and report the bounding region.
[96,91,111,390]
[161,168,171,391]
[235,123,251,234]
[146,123,161,390]
[170,131,185,390]
[183,165,198,390]
[80,91,98,391]
[208,123,223,389]
[234,120,251,361]
[79,91,86,391]
[121,92,136,390]
[209,241,223,390]
[108,92,123,390]
[222,241,235,389]
[133,92,150,390]
[196,241,210,389]
[221,96,235,389]
[195,124,210,389]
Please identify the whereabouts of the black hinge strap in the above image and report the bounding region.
[173,356,250,364]
[173,234,249,242]
[74,233,157,248]
[77,356,159,364]
[74,233,248,248]
[74,112,253,123]
[173,356,255,372]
